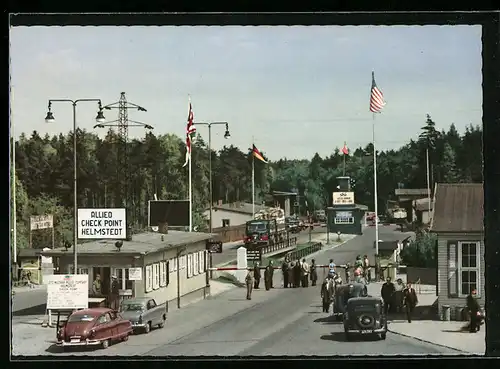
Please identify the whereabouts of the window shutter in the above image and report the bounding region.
[447,241,458,297]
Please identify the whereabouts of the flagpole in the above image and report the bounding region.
[343,152,346,176]
[426,148,431,216]
[252,137,255,218]
[12,133,17,265]
[373,113,379,259]
[189,149,192,232]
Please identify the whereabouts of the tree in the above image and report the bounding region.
[400,232,437,268]
[441,142,460,183]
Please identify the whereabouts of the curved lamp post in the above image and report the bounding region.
[45,99,106,274]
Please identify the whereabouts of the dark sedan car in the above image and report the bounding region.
[343,297,387,341]
[56,307,133,350]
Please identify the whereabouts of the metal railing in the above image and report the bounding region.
[285,242,323,261]
[259,236,297,255]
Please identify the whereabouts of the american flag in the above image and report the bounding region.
[183,99,197,167]
[369,71,385,113]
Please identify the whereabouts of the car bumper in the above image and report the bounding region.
[131,322,148,329]
[57,339,102,347]
[348,328,387,334]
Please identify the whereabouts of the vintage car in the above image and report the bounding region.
[56,307,132,350]
[332,282,368,321]
[119,297,167,334]
[343,297,387,341]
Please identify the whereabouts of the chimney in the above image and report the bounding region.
[158,222,169,234]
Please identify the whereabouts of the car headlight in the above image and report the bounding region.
[138,315,142,324]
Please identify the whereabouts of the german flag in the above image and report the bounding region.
[252,144,268,163]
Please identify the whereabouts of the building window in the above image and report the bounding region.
[198,251,205,274]
[152,263,160,290]
[334,217,354,225]
[187,254,193,278]
[145,265,153,292]
[193,252,199,276]
[222,219,230,227]
[116,268,133,290]
[459,241,480,297]
[159,261,168,287]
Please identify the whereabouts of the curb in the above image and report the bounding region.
[387,327,469,354]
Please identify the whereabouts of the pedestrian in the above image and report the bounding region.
[321,275,334,313]
[268,260,275,288]
[264,262,273,291]
[466,289,480,333]
[363,255,371,282]
[288,262,295,288]
[301,258,310,287]
[281,259,290,288]
[310,259,318,286]
[403,282,418,323]
[92,274,102,296]
[109,275,120,310]
[381,277,395,316]
[328,259,336,276]
[293,259,301,288]
[253,262,261,289]
[26,271,34,288]
[394,278,405,313]
[245,270,254,300]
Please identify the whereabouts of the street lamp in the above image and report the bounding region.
[195,122,230,233]
[45,99,106,274]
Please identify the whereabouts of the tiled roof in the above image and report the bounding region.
[430,183,483,233]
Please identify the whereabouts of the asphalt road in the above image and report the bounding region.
[29,225,458,356]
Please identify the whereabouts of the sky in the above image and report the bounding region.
[10,25,482,160]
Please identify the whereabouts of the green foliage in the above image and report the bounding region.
[10,115,482,256]
[400,232,437,268]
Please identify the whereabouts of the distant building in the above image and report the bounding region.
[204,201,268,230]
[413,197,434,224]
[431,183,484,321]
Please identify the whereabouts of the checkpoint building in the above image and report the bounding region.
[326,176,364,235]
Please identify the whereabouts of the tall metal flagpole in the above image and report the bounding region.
[252,137,255,218]
[426,148,431,215]
[188,98,193,232]
[373,113,379,258]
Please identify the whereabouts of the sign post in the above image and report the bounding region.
[77,208,127,240]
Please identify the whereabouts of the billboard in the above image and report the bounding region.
[148,200,190,228]
[30,214,53,230]
[77,208,127,239]
[45,274,89,310]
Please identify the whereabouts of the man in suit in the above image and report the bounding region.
[466,289,480,333]
[253,262,261,289]
[381,277,396,315]
[281,258,290,288]
[267,260,274,288]
[403,282,419,323]
[301,258,310,287]
[321,275,334,313]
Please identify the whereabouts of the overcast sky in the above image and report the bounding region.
[10,25,482,160]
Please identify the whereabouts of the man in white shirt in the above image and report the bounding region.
[301,258,310,287]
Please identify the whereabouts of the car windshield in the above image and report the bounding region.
[68,314,96,323]
[353,304,380,313]
[121,304,144,312]
[247,222,267,232]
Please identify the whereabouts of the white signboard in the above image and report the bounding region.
[30,214,53,230]
[332,192,355,205]
[77,208,126,239]
[128,267,142,281]
[45,274,89,310]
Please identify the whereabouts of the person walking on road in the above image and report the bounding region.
[293,259,301,288]
[268,260,274,288]
[281,258,290,288]
[363,255,371,282]
[381,277,396,316]
[264,261,274,290]
[466,289,480,332]
[403,282,418,323]
[301,258,310,287]
[320,275,334,313]
[253,262,261,289]
[288,262,295,288]
[328,259,336,276]
[245,270,254,300]
[394,278,405,313]
[310,259,318,286]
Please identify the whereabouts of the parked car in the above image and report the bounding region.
[285,217,300,233]
[56,307,132,350]
[119,297,167,334]
[343,297,387,341]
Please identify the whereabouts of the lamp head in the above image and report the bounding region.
[95,110,106,123]
[114,240,123,251]
[45,111,55,123]
[224,124,230,139]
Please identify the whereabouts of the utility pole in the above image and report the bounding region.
[95,92,153,229]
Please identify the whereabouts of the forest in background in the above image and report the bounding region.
[10,115,482,250]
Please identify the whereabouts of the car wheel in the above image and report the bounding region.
[101,339,109,349]
[144,322,151,334]
[158,316,166,328]
[380,332,387,340]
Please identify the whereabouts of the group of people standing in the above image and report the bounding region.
[244,257,320,300]
[381,277,418,322]
[281,257,318,288]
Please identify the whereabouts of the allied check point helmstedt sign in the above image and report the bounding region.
[78,208,127,239]
[332,192,355,205]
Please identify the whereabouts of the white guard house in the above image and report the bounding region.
[41,231,215,310]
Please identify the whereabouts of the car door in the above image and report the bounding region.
[93,313,111,340]
[105,312,119,339]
